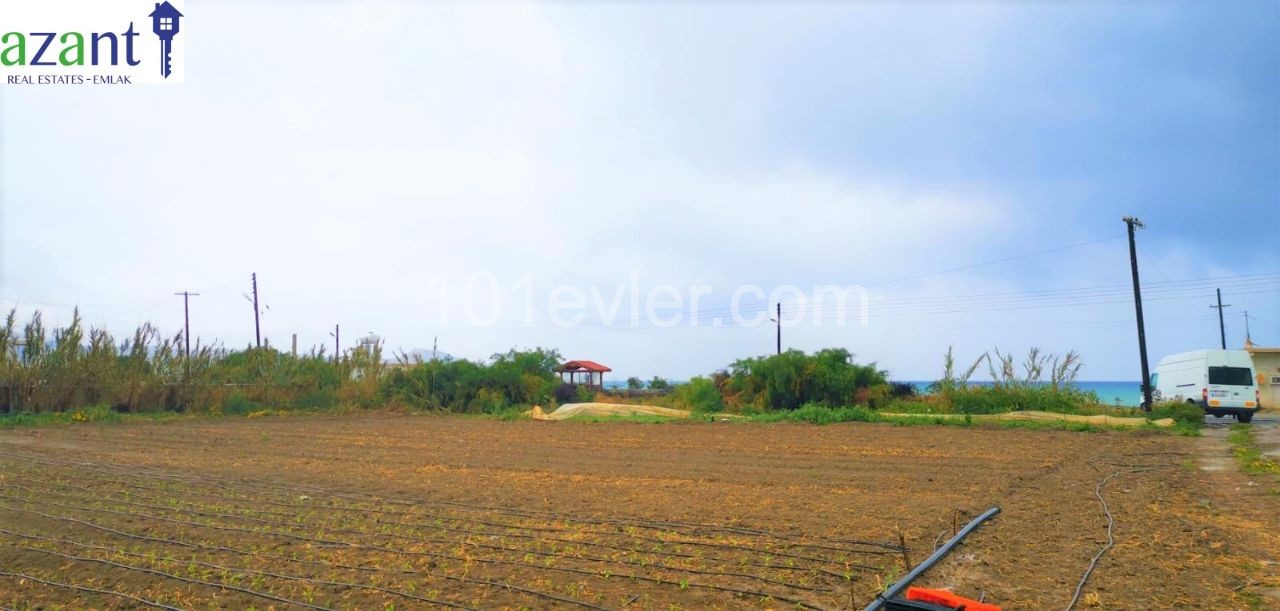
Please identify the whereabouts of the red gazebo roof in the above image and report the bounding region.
[555,360,612,373]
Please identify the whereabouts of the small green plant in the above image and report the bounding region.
[1228,425,1280,476]
[747,403,878,425]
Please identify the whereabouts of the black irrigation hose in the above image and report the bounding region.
[15,546,335,611]
[0,571,185,611]
[864,506,1001,611]
[0,509,611,610]
[3,532,480,611]
[0,489,835,593]
[0,499,829,609]
[1065,471,1121,611]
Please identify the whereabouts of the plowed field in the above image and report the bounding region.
[1,415,1276,609]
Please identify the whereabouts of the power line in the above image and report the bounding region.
[860,234,1125,287]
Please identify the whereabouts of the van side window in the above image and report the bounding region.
[1208,366,1253,386]
[1150,373,1159,387]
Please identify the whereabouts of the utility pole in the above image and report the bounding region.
[1210,288,1231,349]
[251,273,261,349]
[775,303,781,355]
[173,291,200,378]
[1244,311,1253,345]
[332,324,340,363]
[1123,216,1153,411]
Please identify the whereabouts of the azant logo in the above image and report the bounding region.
[1,0,185,86]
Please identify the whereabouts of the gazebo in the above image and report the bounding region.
[554,360,612,390]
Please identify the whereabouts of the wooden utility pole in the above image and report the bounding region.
[251,273,261,349]
[1123,216,1153,411]
[333,324,340,363]
[174,291,199,378]
[291,333,298,357]
[1210,288,1231,349]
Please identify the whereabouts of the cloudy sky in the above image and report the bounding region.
[2,1,1277,381]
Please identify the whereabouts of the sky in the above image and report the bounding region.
[2,1,1278,381]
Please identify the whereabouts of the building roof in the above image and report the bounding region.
[1245,339,1280,354]
[555,360,612,373]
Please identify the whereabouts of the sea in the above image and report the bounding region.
[906,381,1146,407]
[604,380,1146,407]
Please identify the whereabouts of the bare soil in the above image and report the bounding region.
[0,414,1276,610]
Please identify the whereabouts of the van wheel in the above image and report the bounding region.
[1237,411,1254,424]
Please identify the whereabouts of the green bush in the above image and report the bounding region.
[672,377,724,413]
[221,393,265,416]
[725,348,888,410]
[293,389,339,411]
[880,399,938,414]
[378,347,562,412]
[949,384,1099,414]
[1147,401,1205,428]
[750,403,879,425]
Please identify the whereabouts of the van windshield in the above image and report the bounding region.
[1208,366,1253,386]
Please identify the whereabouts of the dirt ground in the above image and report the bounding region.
[0,414,1277,610]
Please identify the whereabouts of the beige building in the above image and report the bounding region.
[1246,340,1280,410]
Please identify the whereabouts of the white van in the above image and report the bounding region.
[1152,349,1260,423]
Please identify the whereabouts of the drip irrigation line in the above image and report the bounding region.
[0,509,614,610]
[13,474,823,569]
[4,532,479,611]
[0,498,833,607]
[0,486,835,593]
[16,466,882,581]
[15,546,334,611]
[0,571,185,611]
[4,453,903,557]
[1065,470,1121,611]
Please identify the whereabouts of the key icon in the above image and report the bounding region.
[149,2,183,79]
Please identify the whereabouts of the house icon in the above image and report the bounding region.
[148,1,183,78]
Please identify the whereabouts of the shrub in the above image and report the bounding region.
[222,393,264,416]
[294,389,339,411]
[751,403,879,425]
[880,399,938,414]
[474,388,509,414]
[672,377,724,413]
[889,382,918,399]
[1147,401,1205,428]
[725,348,888,410]
[553,383,578,404]
[949,384,1099,414]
